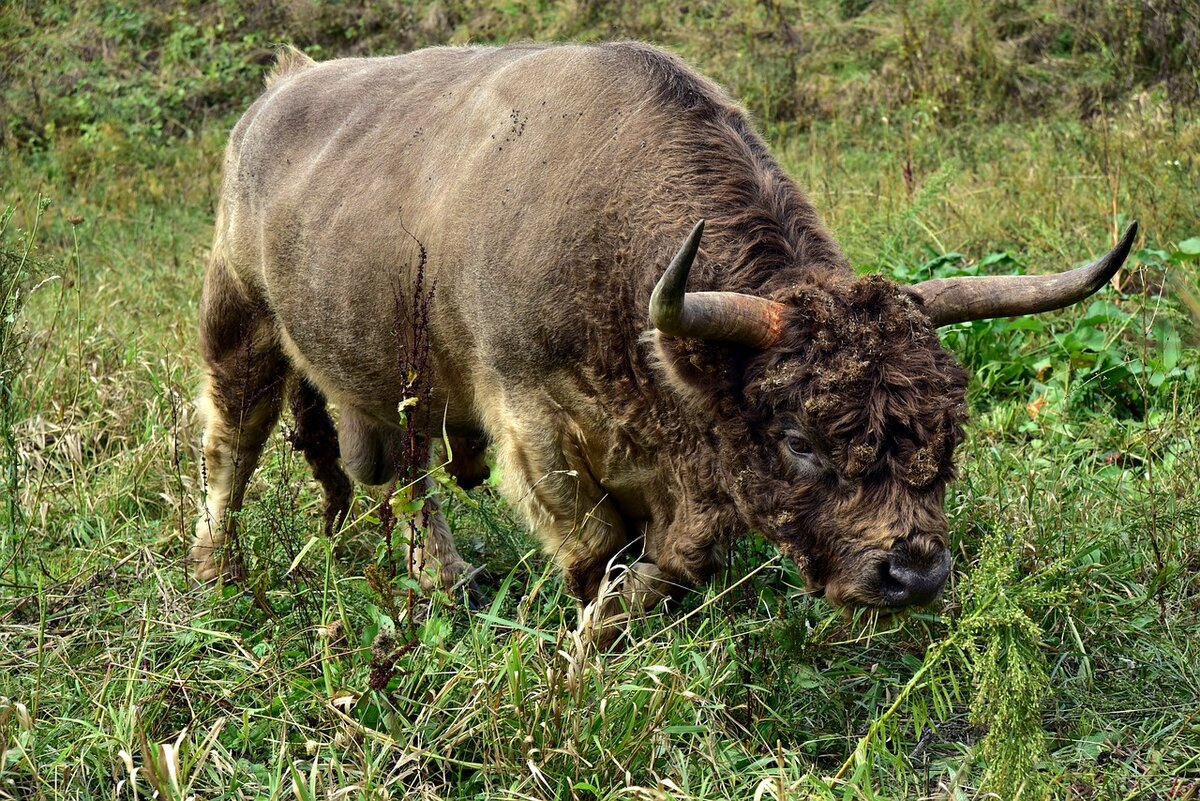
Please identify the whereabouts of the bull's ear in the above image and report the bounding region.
[646,331,736,411]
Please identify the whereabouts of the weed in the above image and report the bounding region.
[961,527,1063,800]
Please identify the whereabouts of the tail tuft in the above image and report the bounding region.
[265,44,315,89]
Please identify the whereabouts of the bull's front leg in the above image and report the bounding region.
[405,436,489,599]
[478,381,721,648]
[404,477,478,599]
[574,511,724,649]
[476,383,646,639]
[576,560,689,650]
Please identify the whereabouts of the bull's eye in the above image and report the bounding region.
[782,431,821,473]
[786,436,811,458]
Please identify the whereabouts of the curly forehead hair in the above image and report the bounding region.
[744,274,970,487]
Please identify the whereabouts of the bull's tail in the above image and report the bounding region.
[265,44,316,88]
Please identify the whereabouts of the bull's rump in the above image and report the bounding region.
[216,43,688,423]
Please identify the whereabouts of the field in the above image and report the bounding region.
[2,1,1199,798]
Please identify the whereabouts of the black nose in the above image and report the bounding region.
[878,538,950,607]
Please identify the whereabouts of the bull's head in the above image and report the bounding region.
[650,220,1137,609]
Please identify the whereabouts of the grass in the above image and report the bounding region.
[1,0,1199,798]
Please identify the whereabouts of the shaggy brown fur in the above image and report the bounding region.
[567,47,968,605]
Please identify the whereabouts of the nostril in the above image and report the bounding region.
[878,559,909,603]
[879,545,951,607]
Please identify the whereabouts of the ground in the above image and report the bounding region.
[0,1,1198,799]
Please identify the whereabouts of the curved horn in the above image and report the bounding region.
[910,222,1138,327]
[649,220,786,348]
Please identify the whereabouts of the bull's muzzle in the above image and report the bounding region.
[876,534,950,607]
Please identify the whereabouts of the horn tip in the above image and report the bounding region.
[1111,219,1138,265]
[1087,220,1139,293]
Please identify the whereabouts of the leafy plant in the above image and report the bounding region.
[961,527,1066,800]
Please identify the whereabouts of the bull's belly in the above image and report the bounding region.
[274,323,482,439]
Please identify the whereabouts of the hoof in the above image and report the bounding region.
[189,542,222,586]
[405,544,483,604]
[191,559,221,587]
[189,541,244,587]
[574,562,676,651]
[464,576,489,612]
[576,598,629,652]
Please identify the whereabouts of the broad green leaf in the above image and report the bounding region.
[1136,247,1171,264]
[977,250,1018,270]
[1006,317,1045,332]
[1158,322,1182,371]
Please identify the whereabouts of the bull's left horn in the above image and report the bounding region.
[910,222,1138,327]
[650,220,785,348]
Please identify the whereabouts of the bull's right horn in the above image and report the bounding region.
[910,222,1138,327]
[650,220,785,348]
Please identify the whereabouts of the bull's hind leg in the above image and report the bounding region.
[288,379,353,536]
[191,256,288,582]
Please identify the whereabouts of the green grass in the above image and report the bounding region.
[2,0,1199,798]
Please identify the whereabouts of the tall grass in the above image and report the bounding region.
[0,198,49,565]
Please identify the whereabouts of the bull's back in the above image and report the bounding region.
[215,43,712,418]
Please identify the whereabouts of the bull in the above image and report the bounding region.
[191,43,1134,636]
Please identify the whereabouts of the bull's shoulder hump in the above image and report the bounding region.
[225,41,735,161]
[242,42,726,116]
[293,43,728,106]
[586,41,733,113]
[449,41,735,118]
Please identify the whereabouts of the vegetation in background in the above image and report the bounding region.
[1,0,1198,798]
